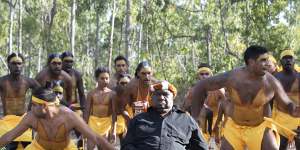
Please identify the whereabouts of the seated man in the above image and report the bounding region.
[0,87,115,150]
[121,81,208,150]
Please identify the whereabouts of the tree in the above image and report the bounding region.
[70,0,76,56]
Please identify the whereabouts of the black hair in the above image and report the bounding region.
[7,53,25,63]
[32,87,57,102]
[114,55,129,66]
[135,61,151,78]
[244,45,268,65]
[94,67,110,78]
[47,53,61,64]
[60,51,74,59]
[198,63,210,69]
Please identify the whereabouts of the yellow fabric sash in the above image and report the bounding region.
[9,56,23,63]
[198,67,212,75]
[32,96,60,106]
[50,57,62,63]
[62,56,73,61]
[24,139,77,150]
[280,49,297,59]
[0,115,32,142]
[53,85,63,93]
[88,116,111,136]
[116,115,127,134]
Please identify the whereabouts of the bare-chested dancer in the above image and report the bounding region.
[0,87,115,150]
[61,51,85,112]
[0,53,40,149]
[109,73,132,143]
[84,67,113,149]
[273,49,300,149]
[191,45,300,150]
[123,61,159,121]
[35,54,73,106]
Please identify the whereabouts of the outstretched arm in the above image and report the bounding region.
[0,113,33,147]
[191,72,229,120]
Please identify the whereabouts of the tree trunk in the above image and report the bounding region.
[138,24,143,61]
[192,43,196,70]
[8,0,14,54]
[125,0,131,58]
[137,0,143,61]
[95,6,100,68]
[206,26,211,66]
[18,0,22,53]
[108,0,116,71]
[38,47,42,72]
[44,0,57,54]
[70,0,76,56]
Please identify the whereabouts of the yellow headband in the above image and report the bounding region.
[63,56,74,61]
[32,96,60,106]
[198,67,213,75]
[9,56,23,63]
[268,55,277,64]
[280,50,297,59]
[53,85,63,93]
[50,57,62,63]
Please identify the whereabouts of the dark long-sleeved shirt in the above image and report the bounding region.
[121,106,208,150]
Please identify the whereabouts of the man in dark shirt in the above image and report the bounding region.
[121,81,208,150]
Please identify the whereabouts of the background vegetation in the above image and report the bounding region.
[0,0,299,101]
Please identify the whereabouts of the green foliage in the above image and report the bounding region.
[0,0,299,96]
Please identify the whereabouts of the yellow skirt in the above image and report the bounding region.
[0,115,32,142]
[88,116,111,136]
[272,108,298,141]
[116,115,127,135]
[126,105,134,118]
[223,117,280,150]
[24,139,77,150]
